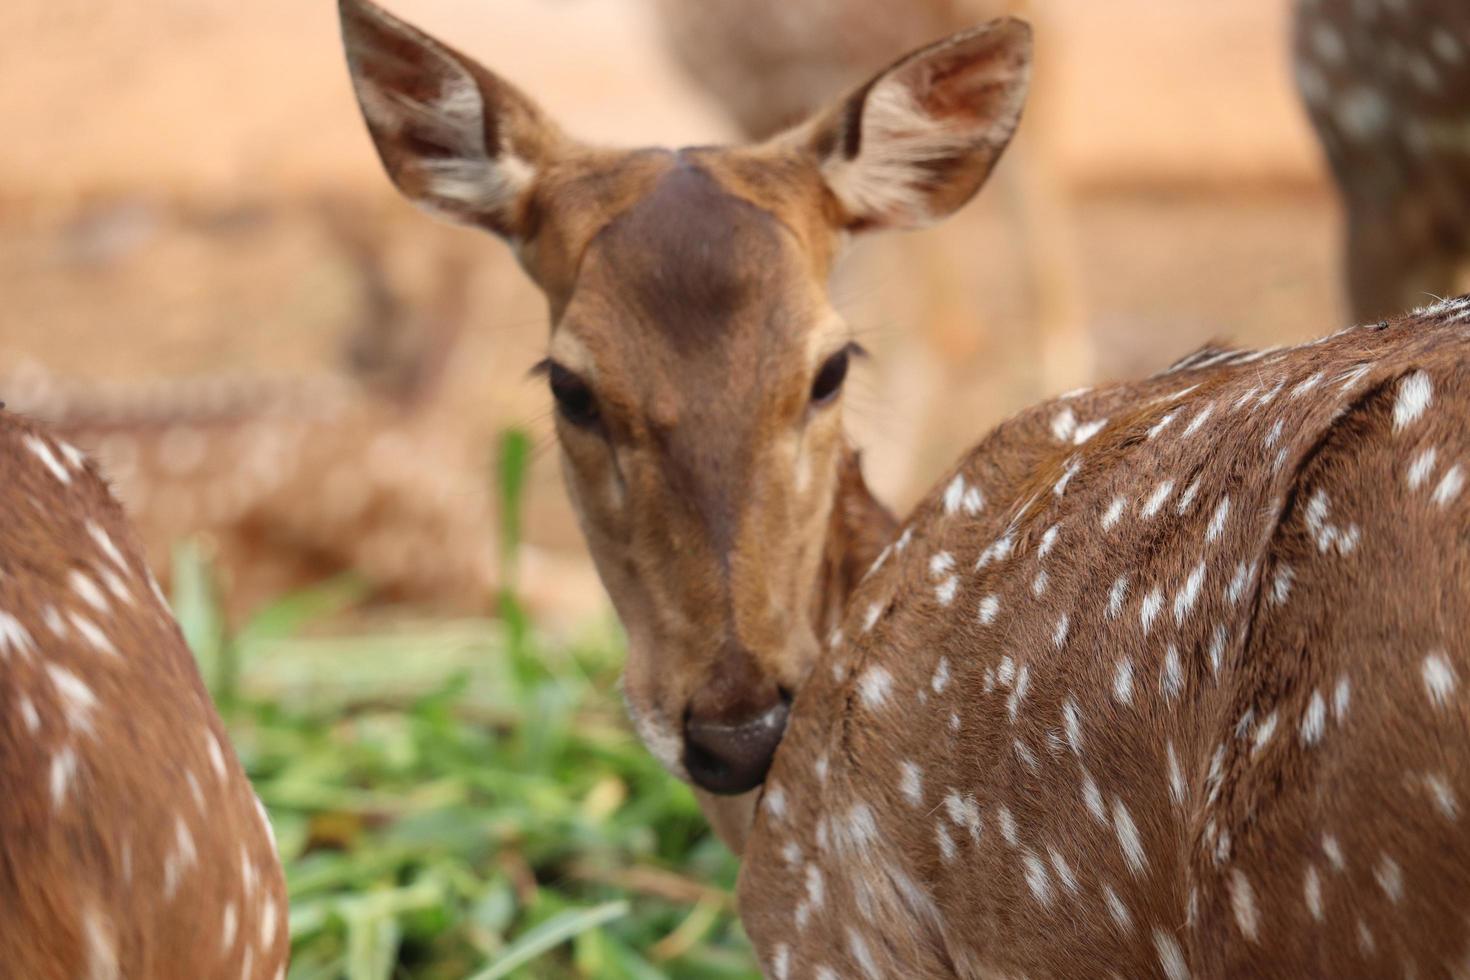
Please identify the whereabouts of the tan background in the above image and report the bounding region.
[0,0,1348,624]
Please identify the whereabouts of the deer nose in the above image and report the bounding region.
[683,697,790,795]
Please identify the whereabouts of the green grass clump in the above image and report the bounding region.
[170,427,758,979]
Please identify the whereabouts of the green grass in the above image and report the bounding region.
[169,427,759,980]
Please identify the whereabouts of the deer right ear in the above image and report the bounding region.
[789,18,1032,233]
[339,0,566,242]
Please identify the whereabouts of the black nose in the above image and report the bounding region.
[683,699,790,795]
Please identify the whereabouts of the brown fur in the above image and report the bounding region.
[741,303,1470,977]
[0,410,287,978]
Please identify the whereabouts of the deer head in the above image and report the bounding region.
[339,0,1031,842]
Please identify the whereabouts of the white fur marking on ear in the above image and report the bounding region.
[354,63,533,218]
[821,84,977,228]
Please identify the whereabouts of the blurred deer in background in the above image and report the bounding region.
[0,410,287,978]
[4,209,515,621]
[1293,0,1470,321]
[649,0,1091,397]
[341,0,1470,973]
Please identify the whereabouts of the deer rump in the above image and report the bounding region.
[0,411,287,980]
[740,302,1470,980]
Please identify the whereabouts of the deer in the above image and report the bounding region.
[339,0,1470,974]
[1292,0,1470,322]
[0,408,288,977]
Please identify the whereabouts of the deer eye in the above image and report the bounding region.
[549,363,600,429]
[810,347,851,406]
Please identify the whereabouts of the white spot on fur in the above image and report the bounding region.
[1141,481,1174,518]
[1053,457,1082,497]
[1141,588,1163,634]
[1423,652,1457,707]
[931,657,951,694]
[943,475,967,515]
[1323,833,1346,872]
[51,746,78,809]
[862,602,883,632]
[207,730,228,781]
[997,805,1019,846]
[1302,690,1326,746]
[934,576,958,606]
[899,761,923,806]
[18,696,39,734]
[1113,799,1147,876]
[1104,884,1133,932]
[1153,929,1191,980]
[82,907,119,980]
[1376,853,1404,904]
[1074,418,1108,444]
[1023,851,1053,905]
[1049,847,1079,895]
[1433,465,1465,507]
[69,571,109,614]
[1321,683,1347,733]
[1161,646,1184,701]
[1181,403,1214,439]
[771,944,790,980]
[1102,495,1126,531]
[25,434,71,484]
[0,613,35,659]
[928,551,954,576]
[47,664,98,735]
[765,786,787,820]
[1063,699,1083,754]
[1393,371,1433,431]
[1051,408,1077,442]
[1174,564,1205,624]
[68,612,119,658]
[944,790,982,842]
[1305,865,1324,922]
[1081,770,1107,824]
[1270,565,1294,605]
[1206,496,1231,543]
[1113,659,1134,705]
[1252,711,1278,757]
[1229,869,1259,941]
[222,901,239,951]
[162,816,199,901]
[1108,575,1130,619]
[1425,773,1458,819]
[1052,614,1070,649]
[1147,412,1177,440]
[1167,741,1186,806]
[1408,447,1439,489]
[1008,665,1031,722]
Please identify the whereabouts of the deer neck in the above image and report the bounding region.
[812,445,899,661]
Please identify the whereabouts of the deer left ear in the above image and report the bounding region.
[339,0,569,242]
[789,18,1032,232]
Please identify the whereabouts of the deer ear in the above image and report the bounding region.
[339,0,567,241]
[791,18,1032,232]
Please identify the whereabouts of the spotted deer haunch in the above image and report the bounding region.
[0,410,287,979]
[340,0,1025,821]
[742,300,1470,977]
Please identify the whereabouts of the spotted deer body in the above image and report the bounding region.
[1293,0,1470,321]
[0,410,287,978]
[741,303,1470,978]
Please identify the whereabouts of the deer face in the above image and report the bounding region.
[340,0,1030,801]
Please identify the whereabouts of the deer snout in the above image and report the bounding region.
[681,641,792,794]
[683,697,790,795]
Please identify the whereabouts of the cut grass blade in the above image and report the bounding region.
[466,900,630,980]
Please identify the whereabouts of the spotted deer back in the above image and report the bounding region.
[741,298,1470,979]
